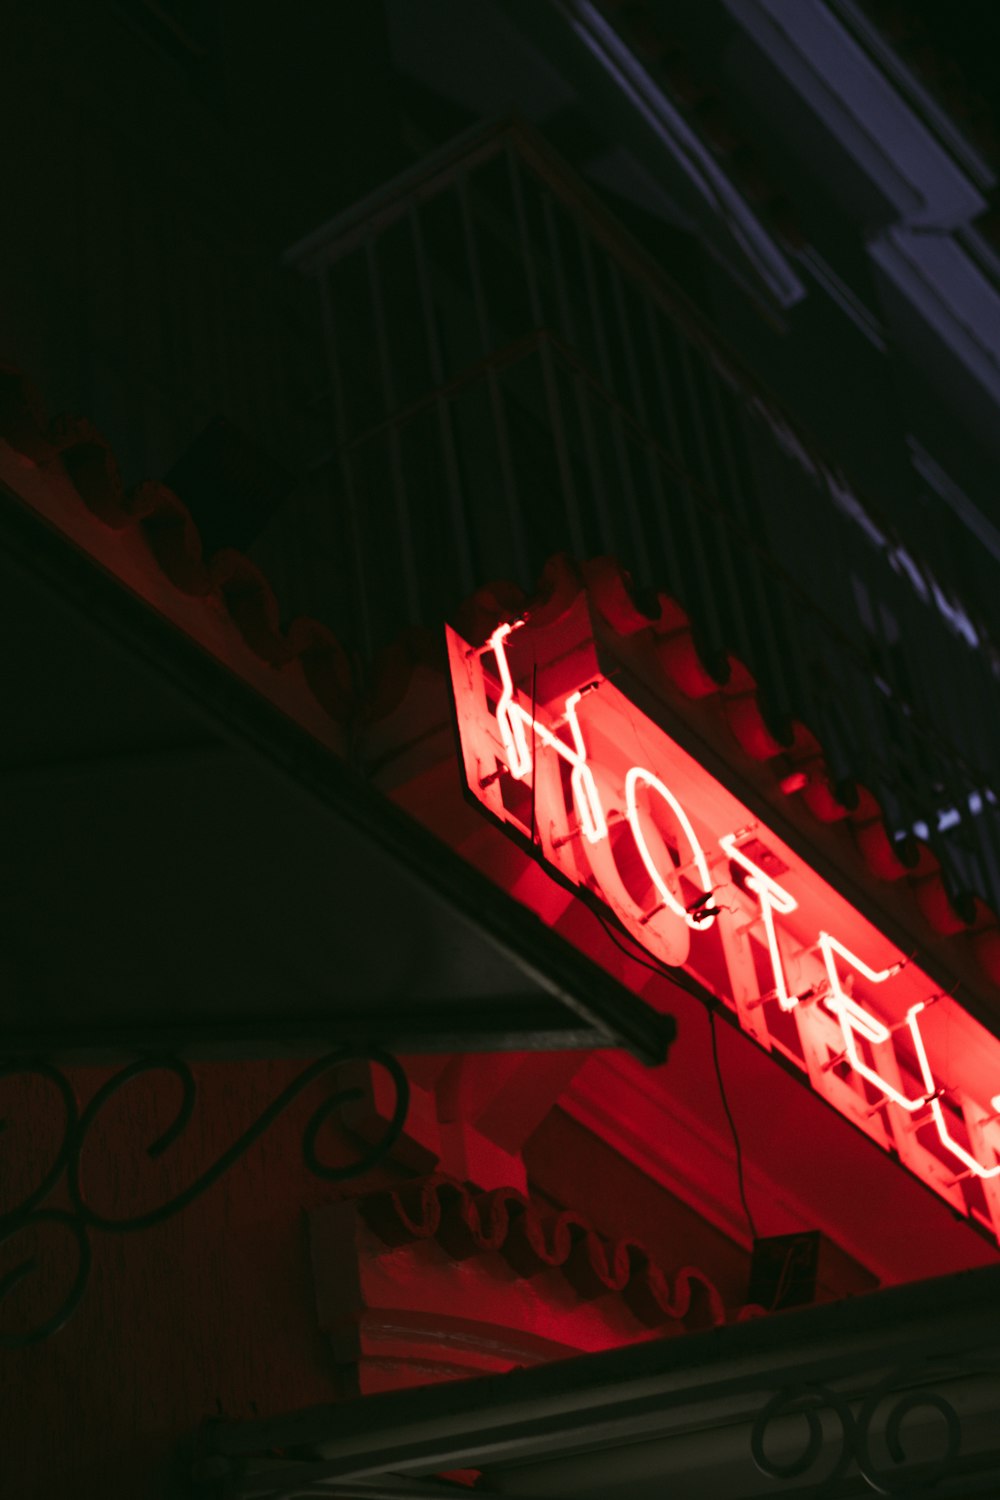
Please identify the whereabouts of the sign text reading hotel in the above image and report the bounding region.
[447,609,1000,1246]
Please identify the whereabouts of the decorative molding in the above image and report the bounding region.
[308,1173,759,1398]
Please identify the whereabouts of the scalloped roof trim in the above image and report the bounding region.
[0,367,355,729]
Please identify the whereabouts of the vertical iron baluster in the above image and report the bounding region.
[409,203,476,598]
[641,294,696,598]
[650,316,728,645]
[366,233,422,626]
[575,219,646,567]
[319,264,373,658]
[704,373,790,717]
[457,169,530,583]
[677,340,754,656]
[541,191,608,557]
[506,146,587,561]
[606,262,679,589]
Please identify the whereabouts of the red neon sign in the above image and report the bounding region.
[447,607,1000,1246]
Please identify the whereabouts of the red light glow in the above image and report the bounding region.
[448,612,1000,1246]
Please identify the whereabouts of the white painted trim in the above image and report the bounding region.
[827,0,996,193]
[723,0,986,228]
[553,0,807,308]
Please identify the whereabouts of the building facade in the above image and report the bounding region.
[4,3,1000,1496]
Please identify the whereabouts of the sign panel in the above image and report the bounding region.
[447,610,1000,1247]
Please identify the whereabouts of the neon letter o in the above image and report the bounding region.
[625,768,716,932]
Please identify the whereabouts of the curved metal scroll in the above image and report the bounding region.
[854,1368,962,1495]
[0,1048,408,1347]
[751,1384,857,1492]
[751,1366,969,1496]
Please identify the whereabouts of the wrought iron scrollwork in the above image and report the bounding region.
[0,1048,408,1347]
[854,1369,962,1495]
[751,1366,970,1496]
[751,1383,857,1492]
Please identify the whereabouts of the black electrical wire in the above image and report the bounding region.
[587,902,759,1245]
[505,639,761,1256]
[589,904,680,981]
[709,1007,758,1244]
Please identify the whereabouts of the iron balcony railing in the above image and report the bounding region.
[287,119,1000,910]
